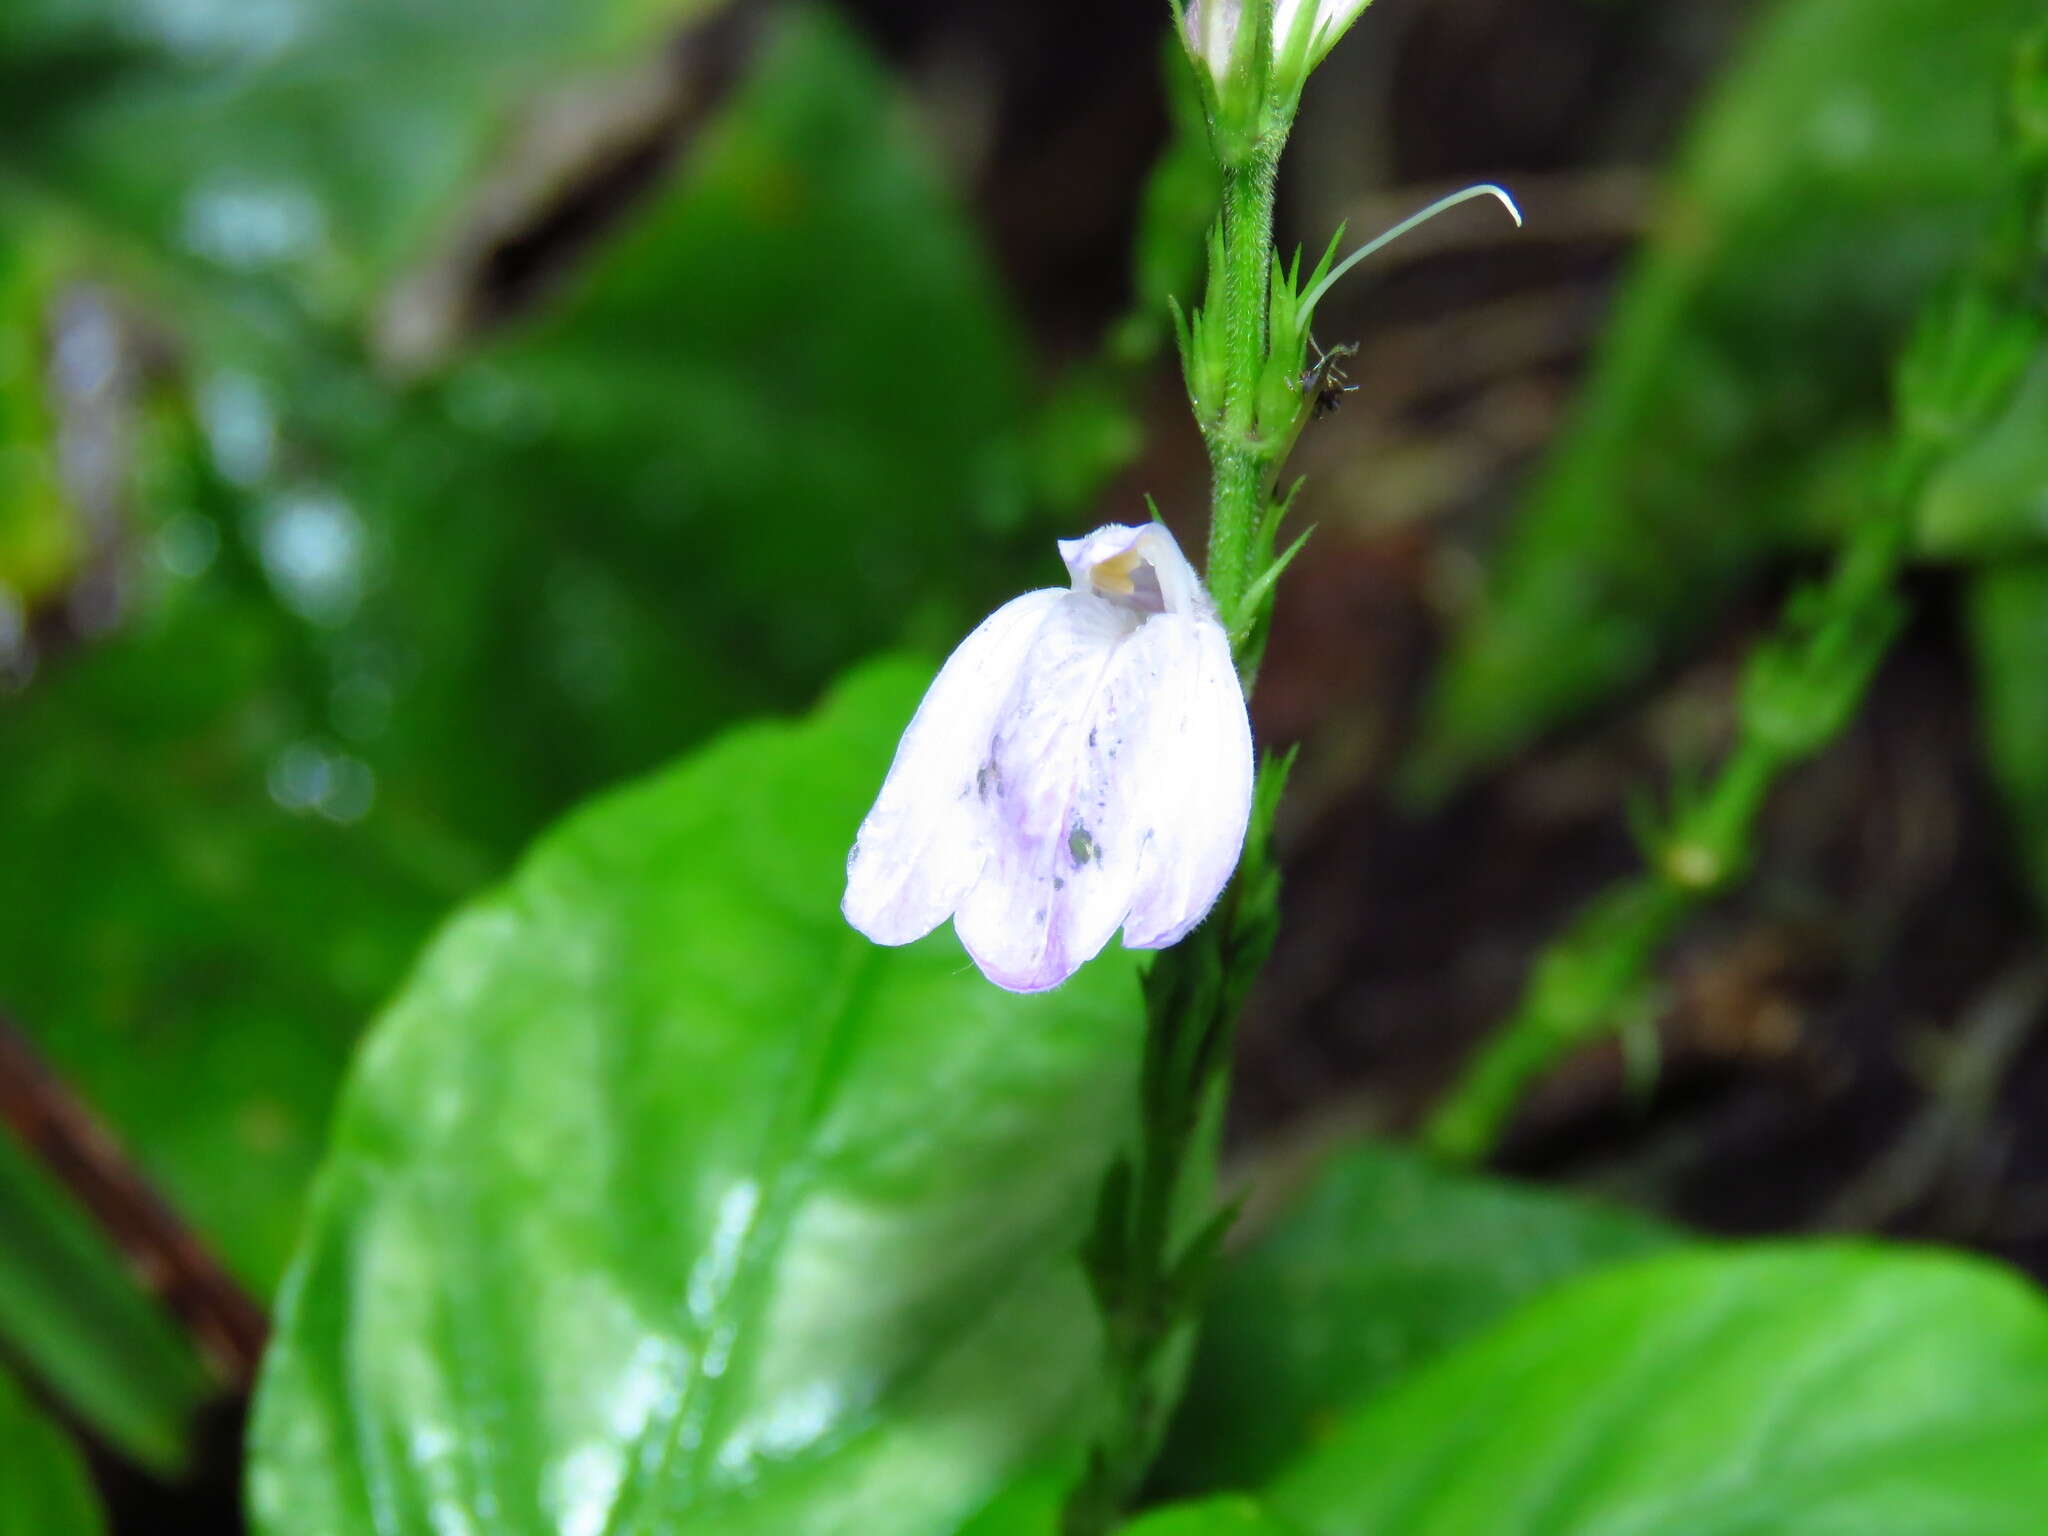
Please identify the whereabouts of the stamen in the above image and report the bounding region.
[1090,549,1168,616]
[1091,549,1142,597]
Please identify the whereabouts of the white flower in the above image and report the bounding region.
[843,522,1255,993]
[1181,0,1373,89]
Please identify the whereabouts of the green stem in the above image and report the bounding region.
[1422,880,1683,1164]
[1204,151,1282,636]
[1067,19,1324,1525]
[1422,56,2048,1159]
[1422,429,1991,1166]
[1065,761,1285,1534]
[1081,139,1293,1504]
[1420,528,1910,1163]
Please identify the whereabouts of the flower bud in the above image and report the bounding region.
[1179,0,1376,100]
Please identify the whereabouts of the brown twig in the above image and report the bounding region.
[0,1012,267,1390]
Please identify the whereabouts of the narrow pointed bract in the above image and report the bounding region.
[843,523,1255,992]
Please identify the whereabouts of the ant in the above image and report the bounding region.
[1300,336,1359,420]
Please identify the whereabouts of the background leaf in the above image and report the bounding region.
[0,1362,105,1536]
[0,1130,209,1474]
[1919,355,2048,561]
[0,397,459,1289]
[1410,0,2043,792]
[1967,560,2048,912]
[248,659,1147,1536]
[1153,1141,1677,1497]
[1263,1245,2048,1535]
[0,3,1034,1293]
[1119,1496,1304,1536]
[0,0,725,314]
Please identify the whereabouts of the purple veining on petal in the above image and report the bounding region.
[845,522,1254,992]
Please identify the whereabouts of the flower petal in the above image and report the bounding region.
[842,588,1064,945]
[953,593,1146,991]
[1121,611,1253,949]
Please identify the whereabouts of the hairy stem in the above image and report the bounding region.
[1204,152,1282,634]
[1067,126,1296,1531]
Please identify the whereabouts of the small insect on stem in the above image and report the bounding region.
[1301,337,1359,420]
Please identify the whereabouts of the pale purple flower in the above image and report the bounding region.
[843,522,1254,993]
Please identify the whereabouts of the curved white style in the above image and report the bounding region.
[843,523,1255,993]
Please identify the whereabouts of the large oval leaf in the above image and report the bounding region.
[1153,1142,1676,1496]
[1265,1245,2048,1535]
[0,1363,104,1536]
[248,660,1144,1535]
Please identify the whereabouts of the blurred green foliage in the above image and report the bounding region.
[0,0,721,316]
[0,1362,104,1536]
[0,4,1034,1295]
[0,239,75,610]
[1420,16,2048,1162]
[1119,1498,1302,1536]
[0,1130,207,1473]
[1411,0,2047,794]
[1969,561,2048,909]
[1921,356,2048,558]
[248,660,1144,1536]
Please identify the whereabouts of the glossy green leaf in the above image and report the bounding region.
[0,1131,208,1474]
[1120,1496,1304,1536]
[1967,560,2048,911]
[1264,1245,2048,1536]
[1412,0,2042,792]
[0,1363,105,1536]
[1154,1142,1676,1497]
[1,5,1034,1293]
[248,659,1146,1536]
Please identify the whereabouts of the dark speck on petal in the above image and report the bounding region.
[1068,824,1098,865]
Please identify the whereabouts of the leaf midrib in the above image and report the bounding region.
[602,931,880,1536]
